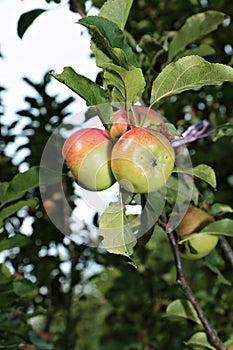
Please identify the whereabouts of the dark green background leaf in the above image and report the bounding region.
[17,9,47,39]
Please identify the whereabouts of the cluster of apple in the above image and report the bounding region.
[62,106,175,194]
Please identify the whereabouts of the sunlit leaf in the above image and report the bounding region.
[99,196,137,257]
[200,219,233,237]
[173,164,216,189]
[165,299,203,326]
[185,332,216,349]
[150,55,233,105]
[17,9,47,39]
[168,11,228,61]
[50,67,110,106]
[99,0,133,30]
[210,203,233,216]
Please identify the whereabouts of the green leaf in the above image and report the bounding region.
[185,331,216,349]
[0,234,32,253]
[173,164,216,189]
[0,320,27,337]
[212,123,233,141]
[150,55,233,105]
[210,203,233,217]
[205,250,231,286]
[99,0,133,30]
[168,11,228,61]
[175,44,215,60]
[79,16,138,67]
[0,199,38,228]
[103,63,146,104]
[165,299,203,326]
[166,175,199,205]
[137,192,165,245]
[50,67,110,106]
[0,335,24,348]
[0,264,12,285]
[99,196,137,257]
[13,277,36,297]
[0,166,39,206]
[17,9,47,39]
[200,218,233,237]
[29,332,53,350]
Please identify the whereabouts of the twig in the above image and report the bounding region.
[219,235,233,269]
[166,230,227,350]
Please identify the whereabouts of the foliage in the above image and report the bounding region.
[0,0,233,349]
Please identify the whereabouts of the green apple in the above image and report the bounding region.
[109,106,163,139]
[111,127,175,193]
[62,128,115,191]
[179,233,219,260]
[177,208,218,260]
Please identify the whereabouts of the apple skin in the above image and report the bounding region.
[109,106,163,139]
[62,128,115,191]
[177,208,214,238]
[111,127,175,193]
[177,208,218,260]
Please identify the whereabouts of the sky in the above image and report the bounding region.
[0,0,99,124]
[0,0,108,238]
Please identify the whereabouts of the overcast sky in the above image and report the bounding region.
[0,0,99,123]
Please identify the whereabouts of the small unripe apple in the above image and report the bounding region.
[177,208,218,260]
[109,106,163,139]
[177,208,214,238]
[62,128,115,191]
[111,127,175,193]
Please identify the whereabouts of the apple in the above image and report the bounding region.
[109,109,128,139]
[111,127,175,193]
[177,208,218,260]
[177,208,214,238]
[62,128,115,191]
[109,106,163,139]
[130,105,164,129]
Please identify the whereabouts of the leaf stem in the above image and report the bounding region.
[166,230,227,350]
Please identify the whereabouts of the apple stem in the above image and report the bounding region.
[166,229,227,350]
[219,236,233,269]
